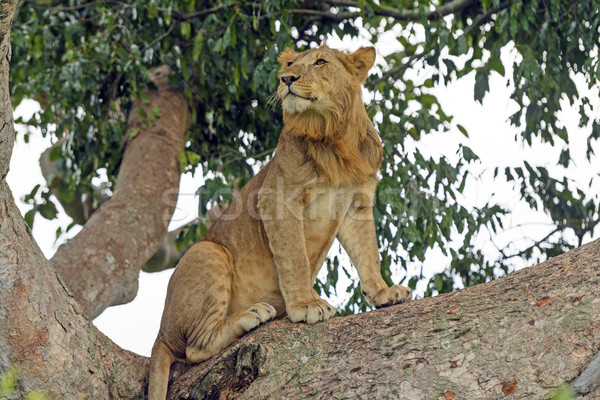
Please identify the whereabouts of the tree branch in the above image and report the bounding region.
[164,237,600,399]
[321,0,480,21]
[51,0,482,24]
[38,138,234,276]
[142,21,178,53]
[50,66,189,319]
[495,226,564,261]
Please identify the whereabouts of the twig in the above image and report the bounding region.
[495,227,563,261]
[369,1,511,88]
[464,1,510,37]
[141,21,177,53]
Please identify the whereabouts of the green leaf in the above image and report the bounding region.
[420,94,437,108]
[38,201,58,220]
[49,145,62,161]
[461,145,479,163]
[456,124,468,137]
[474,68,490,103]
[509,16,518,36]
[457,35,467,55]
[24,209,35,228]
[192,31,204,62]
[488,59,505,77]
[24,184,41,203]
[150,106,161,120]
[558,148,571,168]
[128,127,140,139]
[180,22,191,39]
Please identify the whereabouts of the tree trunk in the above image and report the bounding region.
[1,4,146,397]
[0,0,17,181]
[1,181,149,398]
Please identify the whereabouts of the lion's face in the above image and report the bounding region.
[277,46,375,116]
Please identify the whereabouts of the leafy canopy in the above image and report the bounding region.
[11,0,600,311]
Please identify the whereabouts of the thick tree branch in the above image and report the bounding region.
[162,237,600,399]
[39,139,230,275]
[50,66,189,319]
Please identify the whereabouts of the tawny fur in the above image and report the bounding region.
[147,45,413,400]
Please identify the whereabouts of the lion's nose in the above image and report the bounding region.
[281,75,300,86]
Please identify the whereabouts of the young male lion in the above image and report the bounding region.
[147,45,413,399]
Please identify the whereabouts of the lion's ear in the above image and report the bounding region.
[348,47,376,82]
[278,48,296,66]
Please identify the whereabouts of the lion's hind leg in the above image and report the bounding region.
[179,242,276,363]
[185,302,276,363]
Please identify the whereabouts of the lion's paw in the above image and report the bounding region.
[287,298,336,324]
[239,302,277,332]
[367,285,413,308]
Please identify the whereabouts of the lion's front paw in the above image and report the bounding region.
[366,285,413,308]
[286,298,336,324]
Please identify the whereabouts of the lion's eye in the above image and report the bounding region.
[315,59,327,66]
[287,61,293,66]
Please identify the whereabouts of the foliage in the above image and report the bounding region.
[0,365,18,398]
[0,365,49,400]
[10,0,600,311]
[549,385,575,400]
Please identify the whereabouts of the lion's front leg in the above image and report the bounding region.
[337,199,413,308]
[257,164,335,324]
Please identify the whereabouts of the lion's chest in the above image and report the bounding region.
[303,186,351,222]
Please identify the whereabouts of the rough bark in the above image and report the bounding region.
[1,181,149,399]
[50,66,190,318]
[1,5,149,397]
[0,0,17,181]
[162,237,600,400]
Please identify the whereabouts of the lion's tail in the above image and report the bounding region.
[147,339,175,400]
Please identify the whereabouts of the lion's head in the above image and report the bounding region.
[276,45,381,183]
[277,45,376,140]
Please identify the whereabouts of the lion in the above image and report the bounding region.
[147,45,413,399]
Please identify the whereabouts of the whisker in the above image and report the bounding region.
[266,90,281,111]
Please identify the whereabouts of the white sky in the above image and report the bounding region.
[7,36,600,356]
